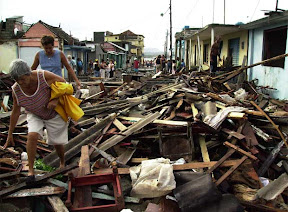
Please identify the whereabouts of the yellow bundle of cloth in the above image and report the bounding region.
[50,82,84,122]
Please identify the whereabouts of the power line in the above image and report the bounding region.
[250,0,261,22]
[185,0,200,22]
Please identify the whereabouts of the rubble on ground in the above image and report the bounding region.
[1,66,288,212]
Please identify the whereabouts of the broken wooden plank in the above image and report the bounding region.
[215,156,248,186]
[222,128,245,140]
[207,148,236,174]
[199,136,210,162]
[113,118,127,132]
[224,141,258,161]
[48,196,69,212]
[93,159,245,175]
[5,186,65,198]
[94,112,161,158]
[73,145,92,208]
[118,116,188,126]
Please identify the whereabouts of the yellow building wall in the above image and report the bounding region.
[0,42,18,73]
[218,30,248,65]
[187,30,248,69]
[105,36,120,42]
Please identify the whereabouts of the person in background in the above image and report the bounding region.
[88,59,93,75]
[100,59,107,80]
[76,58,83,76]
[67,55,76,82]
[161,55,166,72]
[5,59,68,180]
[172,59,176,75]
[181,59,186,70]
[167,60,172,74]
[176,57,181,72]
[93,59,100,77]
[155,55,161,73]
[31,35,80,88]
[109,60,115,78]
[134,58,139,73]
[210,37,222,76]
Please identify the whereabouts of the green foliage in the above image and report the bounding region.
[34,159,55,172]
[33,159,64,180]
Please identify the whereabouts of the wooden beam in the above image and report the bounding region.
[113,118,127,132]
[215,156,248,186]
[94,113,161,158]
[118,116,188,126]
[73,146,92,208]
[224,141,258,160]
[6,187,65,198]
[207,148,236,174]
[48,196,69,212]
[93,159,244,175]
[199,136,210,162]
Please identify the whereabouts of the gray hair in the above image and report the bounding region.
[67,55,72,59]
[9,59,31,80]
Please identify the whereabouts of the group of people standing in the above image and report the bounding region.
[93,59,115,80]
[155,55,185,74]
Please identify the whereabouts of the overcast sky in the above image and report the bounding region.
[1,0,288,52]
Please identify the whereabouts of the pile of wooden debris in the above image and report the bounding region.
[0,64,288,212]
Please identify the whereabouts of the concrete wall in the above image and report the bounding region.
[19,47,42,67]
[0,42,18,73]
[247,23,288,100]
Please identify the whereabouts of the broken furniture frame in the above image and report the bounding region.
[207,141,257,186]
[66,166,125,212]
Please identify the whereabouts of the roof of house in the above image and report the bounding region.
[241,10,288,29]
[184,24,243,41]
[106,30,144,38]
[38,20,79,44]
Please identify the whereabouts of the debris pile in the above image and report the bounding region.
[1,68,288,212]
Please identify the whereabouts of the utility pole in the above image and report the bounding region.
[224,0,226,24]
[169,0,172,62]
[165,30,168,58]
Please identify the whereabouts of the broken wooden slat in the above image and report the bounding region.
[118,116,188,126]
[223,141,258,161]
[48,196,69,212]
[215,155,248,186]
[73,145,92,208]
[199,136,210,162]
[94,112,161,158]
[207,148,236,174]
[222,128,245,140]
[93,159,245,175]
[5,186,65,198]
[113,118,127,132]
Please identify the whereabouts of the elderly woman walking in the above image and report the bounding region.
[5,59,74,180]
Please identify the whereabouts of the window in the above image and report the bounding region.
[263,26,287,68]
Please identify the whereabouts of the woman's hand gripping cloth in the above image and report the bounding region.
[50,82,84,122]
